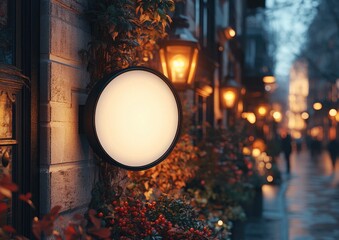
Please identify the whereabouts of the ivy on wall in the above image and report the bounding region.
[82,0,175,89]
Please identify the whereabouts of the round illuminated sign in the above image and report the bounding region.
[85,67,182,170]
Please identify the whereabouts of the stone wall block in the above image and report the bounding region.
[63,122,91,163]
[50,165,95,211]
[50,62,89,104]
[50,16,90,63]
[51,1,90,32]
[50,124,66,164]
[52,0,88,14]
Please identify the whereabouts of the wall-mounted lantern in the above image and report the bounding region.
[84,67,182,170]
[220,78,241,109]
[159,8,199,91]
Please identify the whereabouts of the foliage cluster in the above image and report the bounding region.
[186,121,265,233]
[82,0,174,88]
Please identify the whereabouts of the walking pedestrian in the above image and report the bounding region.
[280,129,292,174]
[327,137,338,173]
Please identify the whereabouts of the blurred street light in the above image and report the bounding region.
[272,111,282,122]
[301,111,309,120]
[313,102,322,110]
[329,108,337,117]
[220,78,241,109]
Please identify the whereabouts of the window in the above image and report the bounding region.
[0,0,15,65]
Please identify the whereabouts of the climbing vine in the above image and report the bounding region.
[82,0,174,89]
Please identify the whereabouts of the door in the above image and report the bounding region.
[0,0,38,237]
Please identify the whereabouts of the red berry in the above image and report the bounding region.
[97,212,104,218]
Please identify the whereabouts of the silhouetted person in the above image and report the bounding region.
[327,138,338,172]
[280,130,292,174]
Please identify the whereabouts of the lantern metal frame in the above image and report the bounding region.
[220,77,242,109]
[159,7,199,91]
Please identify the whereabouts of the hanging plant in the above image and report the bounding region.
[81,0,175,89]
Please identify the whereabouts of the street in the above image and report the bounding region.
[245,148,339,240]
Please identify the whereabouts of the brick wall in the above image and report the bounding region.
[40,0,96,216]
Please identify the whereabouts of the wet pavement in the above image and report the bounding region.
[244,149,339,240]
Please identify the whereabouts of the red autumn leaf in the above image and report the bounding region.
[2,225,16,233]
[88,209,101,229]
[19,192,35,208]
[32,206,62,239]
[64,224,81,240]
[0,202,8,213]
[19,192,32,201]
[88,227,111,239]
[49,205,62,216]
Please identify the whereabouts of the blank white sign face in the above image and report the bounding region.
[94,69,180,168]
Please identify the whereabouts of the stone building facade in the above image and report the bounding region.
[39,0,95,216]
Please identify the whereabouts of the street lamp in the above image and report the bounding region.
[220,78,241,109]
[159,5,199,91]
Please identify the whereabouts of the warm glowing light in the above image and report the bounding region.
[242,147,251,155]
[224,27,236,39]
[258,106,267,116]
[202,85,213,96]
[222,90,236,108]
[217,220,224,226]
[252,148,261,157]
[85,68,181,170]
[301,112,309,120]
[266,163,272,169]
[170,54,187,80]
[267,175,274,182]
[336,113,339,122]
[253,139,266,152]
[159,43,199,90]
[263,76,275,84]
[229,29,236,38]
[272,111,282,122]
[313,102,322,110]
[246,112,256,124]
[291,131,302,139]
[310,127,323,140]
[263,155,271,163]
[329,108,337,117]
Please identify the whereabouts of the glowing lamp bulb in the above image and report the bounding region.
[170,54,187,80]
[217,220,224,226]
[223,90,236,108]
